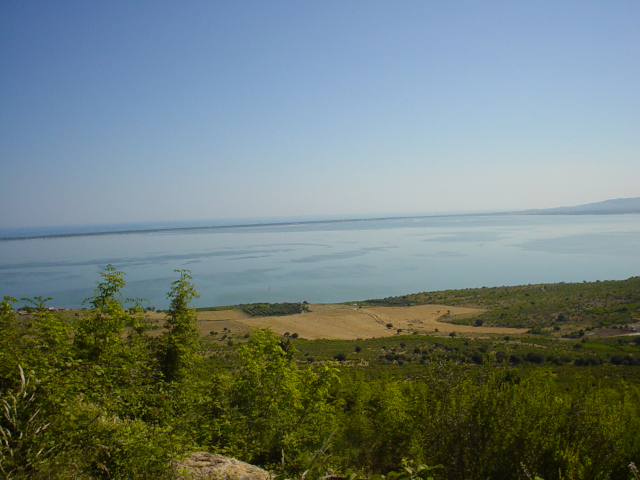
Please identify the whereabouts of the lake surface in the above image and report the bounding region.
[1,214,639,309]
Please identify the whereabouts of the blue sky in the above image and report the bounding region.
[1,1,639,228]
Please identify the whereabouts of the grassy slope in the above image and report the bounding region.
[358,276,640,329]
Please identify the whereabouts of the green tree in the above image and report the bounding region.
[22,297,72,365]
[159,270,200,383]
[74,265,128,361]
[228,328,340,472]
[72,266,161,421]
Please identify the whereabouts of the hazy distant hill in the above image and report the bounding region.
[520,197,640,215]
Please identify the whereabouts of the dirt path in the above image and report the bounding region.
[359,309,387,327]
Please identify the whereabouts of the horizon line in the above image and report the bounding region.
[1,210,510,242]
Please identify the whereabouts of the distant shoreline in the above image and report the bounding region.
[2,206,639,242]
[0,212,491,242]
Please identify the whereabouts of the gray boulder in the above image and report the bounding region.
[175,452,272,480]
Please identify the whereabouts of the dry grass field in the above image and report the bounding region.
[147,304,528,339]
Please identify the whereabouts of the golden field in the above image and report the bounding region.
[147,304,528,339]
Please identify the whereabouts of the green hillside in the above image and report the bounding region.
[2,268,639,479]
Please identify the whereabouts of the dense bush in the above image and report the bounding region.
[241,302,309,317]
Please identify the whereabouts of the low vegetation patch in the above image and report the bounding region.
[240,302,310,317]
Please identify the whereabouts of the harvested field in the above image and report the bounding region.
[146,309,253,337]
[229,304,527,340]
[146,304,528,340]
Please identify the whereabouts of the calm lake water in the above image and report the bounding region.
[1,214,639,309]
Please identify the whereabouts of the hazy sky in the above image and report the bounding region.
[1,1,639,228]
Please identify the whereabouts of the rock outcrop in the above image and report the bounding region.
[175,452,272,480]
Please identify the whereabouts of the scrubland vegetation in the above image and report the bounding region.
[363,277,640,330]
[1,268,639,479]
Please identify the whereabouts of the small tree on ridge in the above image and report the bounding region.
[159,269,200,383]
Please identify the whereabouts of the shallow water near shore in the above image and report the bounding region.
[1,214,639,309]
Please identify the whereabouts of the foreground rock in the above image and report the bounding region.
[175,452,272,480]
